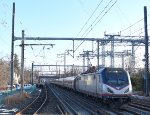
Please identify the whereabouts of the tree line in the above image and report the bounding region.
[0,54,148,92]
[0,54,32,90]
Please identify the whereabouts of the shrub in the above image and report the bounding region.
[5,92,31,106]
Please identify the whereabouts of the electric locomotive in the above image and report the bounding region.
[51,67,132,106]
[75,67,132,105]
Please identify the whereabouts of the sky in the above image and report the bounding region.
[0,0,150,72]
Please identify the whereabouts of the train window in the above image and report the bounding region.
[102,68,129,87]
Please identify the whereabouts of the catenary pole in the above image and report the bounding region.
[20,30,25,95]
[97,40,100,70]
[64,52,66,74]
[144,6,149,96]
[31,63,34,85]
[10,2,15,92]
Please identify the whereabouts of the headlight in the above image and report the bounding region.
[124,88,129,93]
[107,88,114,94]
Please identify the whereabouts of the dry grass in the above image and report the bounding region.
[5,92,31,106]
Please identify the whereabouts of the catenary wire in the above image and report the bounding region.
[74,0,117,52]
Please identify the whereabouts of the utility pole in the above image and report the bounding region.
[79,52,86,72]
[31,63,34,85]
[78,51,93,71]
[105,34,120,68]
[57,53,66,74]
[83,50,93,68]
[73,40,75,58]
[20,30,25,95]
[111,35,115,68]
[64,52,66,74]
[144,6,149,96]
[83,55,85,72]
[121,54,124,69]
[56,62,58,76]
[131,42,135,71]
[10,2,15,92]
[97,40,100,70]
[101,41,106,67]
[108,50,131,69]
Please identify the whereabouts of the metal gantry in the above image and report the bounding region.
[78,50,94,71]
[13,31,149,96]
[14,35,146,71]
[31,64,88,82]
[57,53,67,74]
[10,2,149,96]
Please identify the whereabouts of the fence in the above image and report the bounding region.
[0,85,36,107]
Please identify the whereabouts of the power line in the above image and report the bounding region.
[120,14,150,33]
[65,0,104,53]
[85,0,118,37]
[74,0,117,52]
[76,0,103,37]
[81,0,114,38]
[65,0,104,56]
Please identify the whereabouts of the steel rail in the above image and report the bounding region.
[120,104,149,115]
[16,90,41,115]
[54,85,121,115]
[57,89,98,115]
[16,86,47,115]
[57,105,65,115]
[56,88,103,115]
[48,85,78,115]
[34,86,48,114]
[128,103,150,113]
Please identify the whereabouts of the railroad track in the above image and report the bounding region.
[47,84,150,115]
[47,84,77,115]
[50,84,150,115]
[65,88,134,115]
[16,85,47,115]
[49,84,126,115]
[38,84,67,115]
[120,100,150,115]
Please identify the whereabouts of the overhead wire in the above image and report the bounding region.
[1,1,34,62]
[64,0,104,57]
[76,0,104,37]
[73,0,118,67]
[74,0,117,52]
[120,14,150,34]
[80,0,114,38]
[85,0,117,37]
[97,2,150,68]
[121,19,150,68]
[30,45,45,57]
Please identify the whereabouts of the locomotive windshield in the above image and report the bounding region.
[102,68,129,87]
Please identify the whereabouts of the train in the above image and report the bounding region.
[36,78,46,88]
[51,67,132,106]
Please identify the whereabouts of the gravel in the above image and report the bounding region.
[38,84,65,114]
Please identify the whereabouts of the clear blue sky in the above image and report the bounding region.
[0,0,150,69]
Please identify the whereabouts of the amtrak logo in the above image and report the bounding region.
[116,87,120,89]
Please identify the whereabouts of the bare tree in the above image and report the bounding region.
[14,54,20,76]
[64,67,82,77]
[24,68,31,84]
[0,59,10,89]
